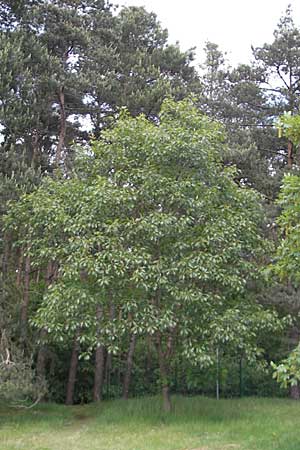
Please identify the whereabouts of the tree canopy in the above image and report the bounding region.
[5,99,282,409]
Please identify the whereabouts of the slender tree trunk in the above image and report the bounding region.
[31,129,40,168]
[93,345,105,402]
[66,330,80,405]
[104,299,115,398]
[290,384,300,400]
[104,349,112,398]
[122,333,137,399]
[287,139,293,169]
[16,249,23,287]
[36,328,47,379]
[36,262,54,379]
[145,335,153,387]
[162,385,171,412]
[36,268,41,283]
[146,335,152,372]
[157,335,172,412]
[1,232,10,276]
[56,86,66,166]
[93,305,105,402]
[20,255,30,343]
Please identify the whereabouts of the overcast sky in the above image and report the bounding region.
[120,0,300,67]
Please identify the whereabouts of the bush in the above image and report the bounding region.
[0,332,47,405]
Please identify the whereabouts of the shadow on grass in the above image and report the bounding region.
[0,402,75,428]
[0,395,298,429]
[75,395,260,426]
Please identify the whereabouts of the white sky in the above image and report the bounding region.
[119,0,300,67]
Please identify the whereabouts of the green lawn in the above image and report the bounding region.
[0,396,299,450]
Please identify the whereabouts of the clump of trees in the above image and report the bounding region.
[5,99,283,410]
[1,1,300,409]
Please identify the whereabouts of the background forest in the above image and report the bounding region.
[1,0,300,411]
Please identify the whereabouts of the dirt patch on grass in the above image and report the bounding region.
[73,414,90,421]
[222,445,240,449]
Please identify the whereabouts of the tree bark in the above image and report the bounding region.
[157,335,172,412]
[56,86,66,166]
[36,262,55,380]
[122,333,137,399]
[93,345,105,402]
[104,299,115,398]
[93,305,105,402]
[290,384,300,400]
[16,249,23,286]
[104,350,112,398]
[162,385,171,412]
[20,255,30,343]
[31,129,40,168]
[1,232,10,276]
[287,139,293,168]
[36,328,47,379]
[66,330,80,405]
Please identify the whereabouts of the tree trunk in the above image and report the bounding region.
[36,262,55,379]
[31,129,40,168]
[93,304,105,402]
[145,335,154,387]
[290,384,300,400]
[1,232,10,276]
[56,86,66,166]
[66,330,80,405]
[122,334,137,399]
[157,336,172,412]
[104,299,115,398]
[36,329,47,379]
[16,249,23,286]
[104,350,112,398]
[287,139,293,168]
[20,255,30,343]
[146,335,152,372]
[162,385,171,412]
[93,345,105,402]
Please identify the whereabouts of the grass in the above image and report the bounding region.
[1,395,300,450]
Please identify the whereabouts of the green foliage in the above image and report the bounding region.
[198,41,283,199]
[272,343,300,389]
[3,2,300,404]
[276,112,300,146]
[271,115,300,389]
[82,5,200,135]
[274,173,300,284]
[6,99,282,371]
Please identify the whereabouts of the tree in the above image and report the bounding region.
[82,5,200,136]
[6,99,281,409]
[253,6,300,115]
[252,6,300,169]
[271,170,300,398]
[198,41,281,200]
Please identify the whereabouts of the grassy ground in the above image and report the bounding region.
[0,396,300,450]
